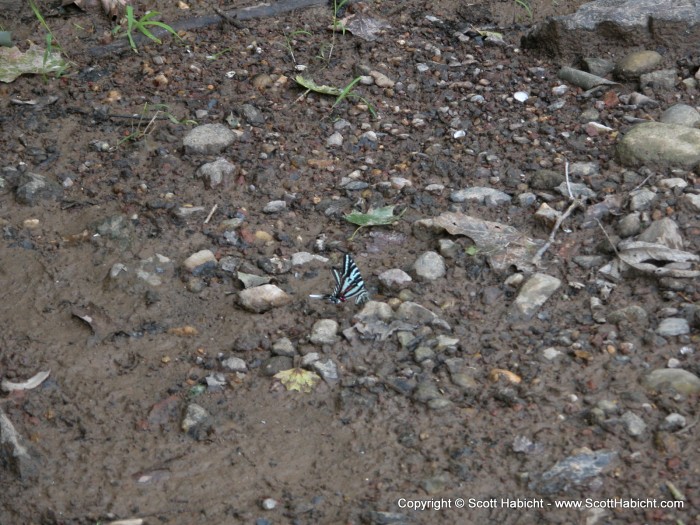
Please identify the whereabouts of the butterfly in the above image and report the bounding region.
[309,253,370,305]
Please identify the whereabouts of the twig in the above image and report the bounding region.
[532,199,581,266]
[594,218,620,256]
[204,204,218,224]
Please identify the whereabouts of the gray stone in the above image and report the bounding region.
[683,193,700,211]
[583,57,615,77]
[621,411,646,437]
[413,251,446,281]
[312,359,339,382]
[617,212,642,237]
[0,408,40,481]
[660,104,700,128]
[656,317,690,337]
[241,103,265,126]
[183,124,236,155]
[396,301,437,324]
[183,249,217,273]
[569,161,600,177]
[637,217,683,249]
[617,122,700,169]
[628,188,656,211]
[643,368,700,395]
[661,413,686,431]
[615,50,663,79]
[556,182,596,200]
[309,319,339,345]
[261,356,294,376]
[263,200,287,213]
[238,284,292,313]
[608,305,649,326]
[95,215,132,240]
[658,178,688,190]
[378,268,413,291]
[181,403,211,436]
[639,69,678,90]
[326,132,343,147]
[271,337,296,357]
[542,347,563,360]
[221,356,247,372]
[530,169,564,189]
[15,172,62,205]
[450,187,511,206]
[511,273,562,319]
[196,158,236,189]
[523,0,700,60]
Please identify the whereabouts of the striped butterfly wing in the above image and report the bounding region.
[335,254,370,305]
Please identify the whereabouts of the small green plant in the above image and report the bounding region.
[281,29,312,64]
[324,0,349,64]
[514,0,533,21]
[119,103,196,146]
[113,5,181,53]
[28,0,69,78]
[206,47,233,60]
[295,75,377,117]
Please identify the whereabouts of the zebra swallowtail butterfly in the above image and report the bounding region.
[309,253,370,305]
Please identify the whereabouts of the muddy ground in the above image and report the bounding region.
[0,0,698,524]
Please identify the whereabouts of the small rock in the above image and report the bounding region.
[615,50,662,79]
[0,409,40,481]
[683,193,700,211]
[221,357,247,372]
[257,256,292,275]
[637,217,683,249]
[263,200,286,213]
[450,187,511,206]
[534,203,561,228]
[617,213,641,237]
[181,403,211,437]
[660,104,700,128]
[326,132,343,147]
[555,182,596,200]
[183,249,217,274]
[621,411,646,437]
[542,347,562,360]
[272,337,296,357]
[511,273,562,320]
[261,356,294,376]
[661,413,686,431]
[639,69,677,90]
[378,268,413,291]
[629,188,656,211]
[617,122,700,169]
[608,305,649,327]
[15,172,62,205]
[370,70,395,87]
[291,252,329,266]
[530,169,564,190]
[196,158,236,189]
[183,124,236,155]
[309,319,339,345]
[643,368,700,395]
[656,318,690,337]
[238,285,292,313]
[261,498,278,510]
[95,215,132,240]
[396,301,438,324]
[413,251,446,281]
[312,359,339,382]
[240,103,265,126]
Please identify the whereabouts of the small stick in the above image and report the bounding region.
[204,204,218,224]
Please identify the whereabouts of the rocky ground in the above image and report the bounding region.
[0,0,699,524]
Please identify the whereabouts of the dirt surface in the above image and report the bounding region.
[1,0,699,524]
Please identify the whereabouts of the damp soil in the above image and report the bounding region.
[0,0,698,524]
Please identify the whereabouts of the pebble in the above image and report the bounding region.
[542,347,562,360]
[261,498,278,510]
[661,413,686,431]
[183,249,217,273]
[555,182,595,200]
[640,69,677,90]
[370,70,395,88]
[628,188,656,211]
[615,50,662,79]
[450,187,511,206]
[183,124,236,155]
[637,217,683,249]
[271,337,296,357]
[396,301,438,324]
[412,251,446,281]
[196,158,235,189]
[617,213,641,237]
[15,172,63,205]
[511,273,562,320]
[378,268,413,291]
[658,178,687,190]
[683,193,700,211]
[312,359,339,382]
[643,368,700,395]
[238,284,292,313]
[241,103,265,126]
[263,200,286,213]
[222,357,247,372]
[530,449,617,495]
[181,403,211,436]
[261,356,294,376]
[326,132,343,147]
[608,305,648,326]
[291,252,328,265]
[617,123,700,169]
[621,411,646,438]
[309,319,339,345]
[656,318,689,337]
[513,91,529,102]
[660,104,700,128]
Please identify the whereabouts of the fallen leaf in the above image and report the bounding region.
[345,205,405,227]
[273,368,321,393]
[0,45,66,83]
[338,12,391,41]
[617,240,700,278]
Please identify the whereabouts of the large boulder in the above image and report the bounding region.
[522,0,700,61]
